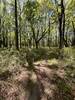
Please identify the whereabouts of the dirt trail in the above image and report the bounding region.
[0,60,74,100]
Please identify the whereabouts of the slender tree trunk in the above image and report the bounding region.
[30,24,38,48]
[59,14,63,49]
[15,0,19,49]
[59,0,65,49]
[35,41,39,49]
[72,21,75,46]
[18,0,22,48]
[20,32,21,48]
[0,17,2,47]
[19,15,22,48]
[47,18,51,48]
[65,32,68,47]
[0,0,2,47]
[5,29,8,48]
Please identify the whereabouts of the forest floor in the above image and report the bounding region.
[0,48,75,100]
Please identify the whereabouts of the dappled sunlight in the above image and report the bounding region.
[0,0,75,99]
[47,59,59,65]
[0,48,75,99]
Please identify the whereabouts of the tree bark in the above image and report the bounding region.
[47,18,51,48]
[15,0,19,50]
[72,21,75,46]
[0,17,2,47]
[58,0,65,49]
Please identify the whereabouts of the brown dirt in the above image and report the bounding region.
[0,60,74,100]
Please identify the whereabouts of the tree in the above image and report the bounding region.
[0,0,2,47]
[15,0,19,49]
[24,0,48,48]
[0,0,75,48]
[72,21,75,46]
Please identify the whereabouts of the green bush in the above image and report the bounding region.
[31,47,60,61]
[53,75,74,100]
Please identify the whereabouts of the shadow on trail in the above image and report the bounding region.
[27,79,41,100]
[0,61,74,100]
[27,63,74,100]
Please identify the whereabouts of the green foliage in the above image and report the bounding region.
[63,47,75,58]
[53,75,74,100]
[0,48,75,99]
[26,49,34,70]
[31,47,60,61]
[0,49,26,73]
[24,0,39,23]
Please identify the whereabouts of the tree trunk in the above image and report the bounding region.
[35,41,39,49]
[72,21,75,46]
[59,14,63,49]
[0,17,2,47]
[20,32,21,48]
[15,0,19,50]
[59,0,65,49]
[0,0,2,47]
[65,32,68,47]
[47,18,51,48]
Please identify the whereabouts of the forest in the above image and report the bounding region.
[0,0,75,100]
